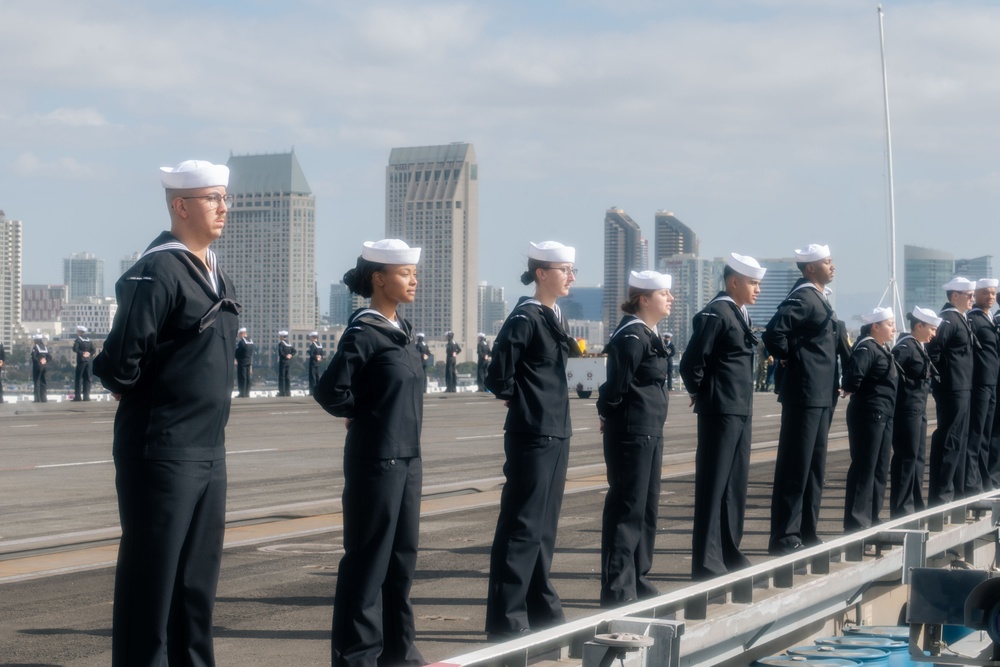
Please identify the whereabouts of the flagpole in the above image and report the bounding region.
[878,5,904,326]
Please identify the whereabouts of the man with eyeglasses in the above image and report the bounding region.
[94,159,241,666]
[927,277,977,505]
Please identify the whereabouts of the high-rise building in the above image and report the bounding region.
[903,246,955,315]
[0,211,23,346]
[329,281,367,326]
[560,286,603,322]
[956,255,993,281]
[60,297,118,337]
[603,208,643,334]
[64,252,104,301]
[658,254,723,349]
[654,211,699,265]
[120,251,141,277]
[213,150,317,356]
[22,284,67,322]
[746,259,801,327]
[477,282,507,336]
[386,143,478,357]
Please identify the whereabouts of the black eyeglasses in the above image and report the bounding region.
[182,194,234,208]
[546,265,578,276]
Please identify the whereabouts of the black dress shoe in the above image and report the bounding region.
[768,542,805,556]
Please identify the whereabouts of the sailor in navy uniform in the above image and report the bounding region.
[314,239,425,667]
[762,243,838,555]
[598,270,673,603]
[415,333,431,392]
[277,330,296,396]
[476,332,491,392]
[663,333,677,391]
[927,276,976,505]
[307,331,325,396]
[93,159,241,667]
[235,327,254,397]
[965,278,998,494]
[842,307,898,531]
[485,240,581,640]
[0,340,6,402]
[890,307,941,517]
[72,325,96,401]
[445,331,461,392]
[31,334,51,403]
[681,253,766,579]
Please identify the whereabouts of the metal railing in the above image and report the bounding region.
[434,493,1000,667]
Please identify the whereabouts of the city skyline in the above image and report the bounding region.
[4,1,1000,326]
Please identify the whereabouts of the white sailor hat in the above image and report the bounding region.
[629,270,672,290]
[76,325,87,332]
[309,331,318,337]
[445,331,454,337]
[794,244,831,263]
[943,276,976,292]
[911,306,943,327]
[416,332,425,338]
[726,253,767,280]
[238,327,247,333]
[278,330,289,336]
[33,332,44,339]
[478,332,486,338]
[160,160,229,189]
[362,239,421,264]
[664,332,673,338]
[528,241,575,264]
[976,278,999,289]
[862,307,894,325]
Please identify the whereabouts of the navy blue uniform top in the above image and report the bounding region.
[308,341,325,366]
[486,297,576,438]
[927,305,974,392]
[31,344,52,368]
[235,337,254,366]
[843,337,898,415]
[968,307,999,386]
[762,279,839,407]
[892,335,933,415]
[680,292,756,416]
[93,231,241,461]
[597,315,669,435]
[277,340,296,363]
[73,336,95,364]
[314,308,423,460]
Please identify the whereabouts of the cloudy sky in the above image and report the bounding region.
[2,0,998,320]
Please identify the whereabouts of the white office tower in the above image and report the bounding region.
[386,143,478,359]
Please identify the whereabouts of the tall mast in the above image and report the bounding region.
[878,5,904,325]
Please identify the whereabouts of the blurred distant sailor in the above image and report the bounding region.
[890,307,940,517]
[314,239,425,667]
[762,243,838,555]
[842,307,898,532]
[93,159,240,667]
[682,253,765,579]
[965,278,998,494]
[415,333,430,392]
[476,332,491,392]
[277,330,295,396]
[0,340,6,402]
[927,276,976,505]
[597,270,672,604]
[485,240,581,640]
[663,333,677,391]
[445,331,461,392]
[73,325,95,401]
[235,327,254,398]
[307,331,325,396]
[31,333,51,403]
